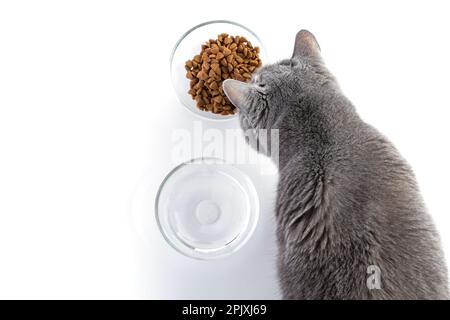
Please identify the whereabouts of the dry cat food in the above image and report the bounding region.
[185,33,262,115]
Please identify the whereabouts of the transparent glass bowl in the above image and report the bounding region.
[170,20,268,121]
[155,158,260,259]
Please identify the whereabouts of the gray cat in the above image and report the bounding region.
[223,30,449,300]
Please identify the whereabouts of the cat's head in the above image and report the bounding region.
[223,30,337,132]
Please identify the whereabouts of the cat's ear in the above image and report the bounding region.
[292,30,321,59]
[222,79,252,112]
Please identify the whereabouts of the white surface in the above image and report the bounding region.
[1,0,450,299]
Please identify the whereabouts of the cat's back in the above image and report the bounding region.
[276,122,449,299]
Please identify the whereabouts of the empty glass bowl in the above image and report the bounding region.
[170,20,268,121]
[155,158,260,259]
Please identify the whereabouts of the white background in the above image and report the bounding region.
[1,0,450,299]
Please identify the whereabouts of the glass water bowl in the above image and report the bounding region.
[155,158,260,259]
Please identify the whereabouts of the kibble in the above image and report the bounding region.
[185,33,262,115]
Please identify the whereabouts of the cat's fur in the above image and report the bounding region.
[223,30,449,299]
